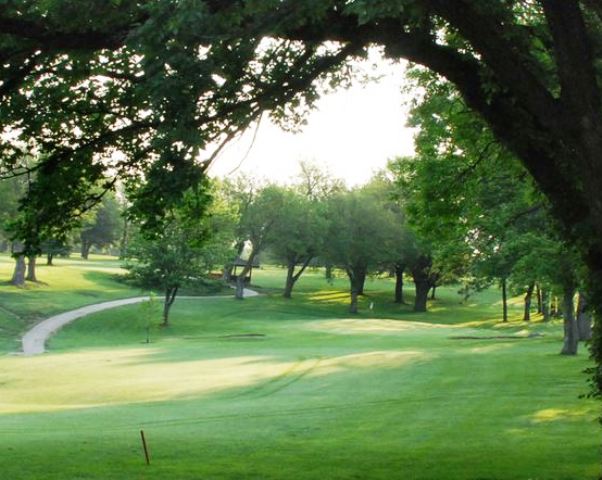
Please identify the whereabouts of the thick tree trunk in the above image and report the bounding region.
[411,255,433,312]
[162,286,178,327]
[11,255,26,286]
[413,281,430,312]
[560,286,578,355]
[541,289,551,321]
[501,277,508,323]
[394,263,406,304]
[577,294,593,342]
[46,253,54,266]
[347,266,366,313]
[26,256,37,282]
[523,282,535,322]
[356,268,367,295]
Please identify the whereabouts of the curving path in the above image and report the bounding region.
[21,288,259,356]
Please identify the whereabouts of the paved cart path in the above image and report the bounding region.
[21,288,259,356]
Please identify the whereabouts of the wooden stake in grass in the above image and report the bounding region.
[140,430,150,465]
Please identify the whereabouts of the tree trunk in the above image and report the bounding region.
[523,282,535,322]
[413,281,429,312]
[325,264,333,281]
[162,286,178,327]
[283,257,311,299]
[222,263,234,282]
[119,217,129,259]
[577,294,593,342]
[542,289,551,321]
[11,255,26,286]
[347,266,366,313]
[349,287,359,314]
[536,284,543,314]
[552,295,563,318]
[234,249,257,300]
[430,284,437,300]
[394,263,406,304]
[46,253,54,266]
[411,255,433,312]
[501,277,508,323]
[560,286,578,355]
[235,276,246,299]
[26,256,37,282]
[81,240,91,260]
[224,241,245,282]
[284,262,295,299]
[356,268,367,295]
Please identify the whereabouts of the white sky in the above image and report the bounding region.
[207,57,415,187]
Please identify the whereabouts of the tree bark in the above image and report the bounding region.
[394,263,406,304]
[501,277,508,323]
[560,285,579,355]
[26,256,37,282]
[523,282,535,322]
[235,276,246,299]
[541,289,551,321]
[356,268,367,295]
[11,255,26,286]
[283,264,295,299]
[162,286,178,327]
[283,257,311,299]
[413,280,430,312]
[411,255,433,312]
[81,240,91,260]
[349,287,359,314]
[577,294,593,342]
[346,266,366,313]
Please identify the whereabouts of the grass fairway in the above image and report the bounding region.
[0,254,138,353]
[0,264,599,479]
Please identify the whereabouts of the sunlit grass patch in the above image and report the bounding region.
[530,406,597,424]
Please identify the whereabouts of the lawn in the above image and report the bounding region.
[0,253,138,353]
[0,260,598,479]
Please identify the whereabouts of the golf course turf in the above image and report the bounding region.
[0,257,598,479]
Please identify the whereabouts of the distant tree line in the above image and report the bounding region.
[1,153,590,352]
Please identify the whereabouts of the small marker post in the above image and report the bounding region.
[140,429,150,465]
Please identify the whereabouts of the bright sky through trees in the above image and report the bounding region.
[208,58,414,186]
